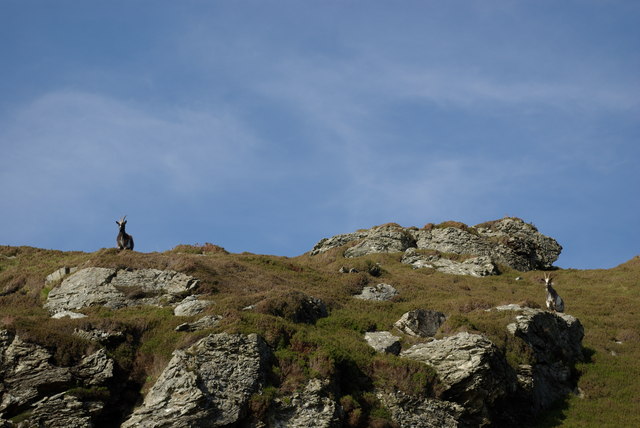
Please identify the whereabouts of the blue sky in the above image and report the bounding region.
[1,1,638,269]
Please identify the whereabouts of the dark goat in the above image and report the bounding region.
[543,273,564,312]
[116,216,134,250]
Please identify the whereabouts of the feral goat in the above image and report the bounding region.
[543,272,564,312]
[116,216,134,250]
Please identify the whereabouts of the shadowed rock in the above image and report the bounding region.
[122,333,271,428]
[394,309,447,337]
[401,332,517,425]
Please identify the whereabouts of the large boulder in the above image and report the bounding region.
[121,333,270,428]
[343,224,416,258]
[401,332,517,425]
[44,267,199,315]
[497,305,584,411]
[353,283,398,301]
[394,309,447,337]
[310,218,562,272]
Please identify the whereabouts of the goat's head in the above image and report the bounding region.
[116,215,128,229]
[542,272,553,286]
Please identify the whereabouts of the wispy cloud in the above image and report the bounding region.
[0,90,261,198]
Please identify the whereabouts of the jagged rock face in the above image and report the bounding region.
[377,390,464,428]
[343,224,416,258]
[402,248,498,277]
[44,267,198,314]
[499,305,584,411]
[310,218,562,272]
[364,331,401,355]
[0,329,114,424]
[394,309,447,337]
[310,231,369,256]
[401,332,518,425]
[270,379,341,428]
[353,283,399,301]
[14,392,102,428]
[122,333,270,428]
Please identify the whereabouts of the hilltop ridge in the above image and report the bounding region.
[0,218,639,427]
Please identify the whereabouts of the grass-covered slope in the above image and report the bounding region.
[0,244,638,427]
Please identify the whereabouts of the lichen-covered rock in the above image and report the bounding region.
[310,231,369,256]
[310,218,562,272]
[51,310,88,319]
[44,267,199,315]
[475,218,562,271]
[175,315,223,332]
[402,248,498,277]
[44,267,122,312]
[0,330,114,422]
[498,305,584,411]
[377,390,464,428]
[45,266,78,285]
[121,333,270,428]
[71,349,114,387]
[401,332,517,425]
[353,283,398,301]
[72,328,125,346]
[173,295,214,316]
[270,379,341,428]
[14,392,102,428]
[343,223,416,258]
[394,309,446,337]
[0,330,73,416]
[364,331,401,355]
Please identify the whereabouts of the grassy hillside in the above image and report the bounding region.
[0,244,638,427]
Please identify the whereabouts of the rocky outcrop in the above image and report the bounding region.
[364,331,401,355]
[377,390,464,428]
[394,309,447,337]
[175,315,222,332]
[0,329,114,425]
[310,218,562,272]
[353,283,398,301]
[342,224,416,258]
[44,267,198,315]
[173,295,214,316]
[270,379,341,428]
[497,305,584,411]
[122,333,270,428]
[401,332,518,425]
[402,248,498,277]
[16,392,102,428]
